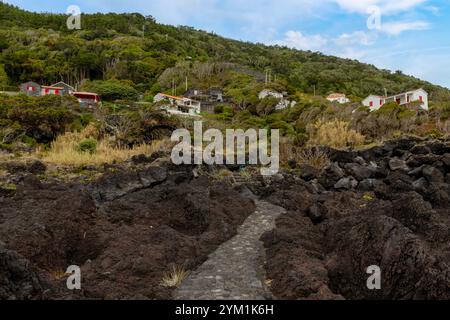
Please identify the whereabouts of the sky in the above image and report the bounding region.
[4,0,450,88]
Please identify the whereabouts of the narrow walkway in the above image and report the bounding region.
[174,200,286,300]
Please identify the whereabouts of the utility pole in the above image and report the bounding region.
[185,76,188,92]
[313,85,316,97]
[384,88,388,97]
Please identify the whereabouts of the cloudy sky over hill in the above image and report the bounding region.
[5,0,450,88]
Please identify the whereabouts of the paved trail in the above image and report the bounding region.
[175,199,286,300]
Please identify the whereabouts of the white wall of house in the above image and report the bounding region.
[327,96,350,104]
[362,89,428,112]
[362,95,384,111]
[259,89,283,100]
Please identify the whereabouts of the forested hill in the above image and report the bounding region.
[1,2,449,102]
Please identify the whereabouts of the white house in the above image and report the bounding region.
[327,93,350,104]
[362,88,429,111]
[258,89,296,110]
[154,93,201,117]
[259,89,284,100]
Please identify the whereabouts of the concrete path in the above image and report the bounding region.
[174,200,286,300]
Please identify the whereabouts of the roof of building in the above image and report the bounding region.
[157,93,186,101]
[327,93,346,99]
[41,85,64,90]
[73,91,99,97]
[51,81,75,90]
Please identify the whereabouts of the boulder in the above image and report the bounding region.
[307,204,327,225]
[358,179,385,192]
[422,165,444,183]
[334,177,358,190]
[389,158,409,172]
[298,164,319,181]
[344,163,373,181]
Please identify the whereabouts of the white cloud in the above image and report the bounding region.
[273,30,328,51]
[330,0,428,14]
[380,20,430,35]
[334,31,377,46]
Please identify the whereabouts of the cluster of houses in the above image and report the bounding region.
[327,88,429,111]
[154,86,429,118]
[19,81,100,108]
[154,88,298,117]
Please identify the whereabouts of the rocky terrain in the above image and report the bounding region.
[259,137,450,300]
[0,158,255,299]
[0,136,449,300]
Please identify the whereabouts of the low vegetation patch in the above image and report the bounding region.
[161,266,189,288]
[308,120,365,148]
[41,125,165,166]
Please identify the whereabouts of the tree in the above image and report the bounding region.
[0,64,9,90]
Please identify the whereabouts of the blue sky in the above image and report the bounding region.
[5,0,450,88]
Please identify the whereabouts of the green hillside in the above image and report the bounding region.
[1,2,450,102]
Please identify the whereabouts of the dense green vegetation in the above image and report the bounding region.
[0,3,449,155]
[1,2,450,102]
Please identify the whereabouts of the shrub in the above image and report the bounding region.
[81,79,139,101]
[161,266,189,288]
[214,104,224,114]
[42,125,167,166]
[307,120,365,148]
[76,138,97,154]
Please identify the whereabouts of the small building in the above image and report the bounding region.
[73,92,100,109]
[154,93,201,117]
[327,93,350,104]
[183,88,231,113]
[51,82,76,95]
[258,89,295,110]
[362,88,428,111]
[258,89,284,100]
[41,85,65,96]
[20,81,41,97]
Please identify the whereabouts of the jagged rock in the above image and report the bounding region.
[408,165,424,177]
[0,245,42,300]
[334,177,358,190]
[442,154,450,167]
[307,204,327,224]
[298,164,319,181]
[344,163,373,181]
[389,158,409,171]
[412,177,428,193]
[422,165,445,183]
[329,150,357,164]
[319,163,344,189]
[410,145,431,155]
[358,179,384,191]
[358,145,385,162]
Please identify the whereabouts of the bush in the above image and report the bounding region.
[307,120,365,148]
[81,79,139,101]
[76,138,97,154]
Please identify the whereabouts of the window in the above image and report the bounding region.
[419,96,423,102]
[369,101,373,107]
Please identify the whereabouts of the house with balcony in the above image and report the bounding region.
[362,88,428,111]
[154,93,201,117]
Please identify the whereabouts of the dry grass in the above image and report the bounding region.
[307,120,365,149]
[41,125,170,166]
[161,266,189,288]
[296,148,331,171]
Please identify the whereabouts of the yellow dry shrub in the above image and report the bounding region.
[41,124,170,166]
[308,120,365,148]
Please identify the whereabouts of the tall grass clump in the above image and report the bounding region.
[307,120,365,148]
[42,124,167,166]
